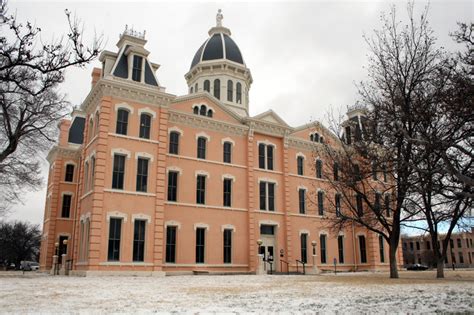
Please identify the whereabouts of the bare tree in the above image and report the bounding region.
[0,2,103,213]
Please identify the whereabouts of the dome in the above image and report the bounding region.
[190,32,244,70]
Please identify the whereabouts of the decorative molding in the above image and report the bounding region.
[106,211,128,222]
[258,220,280,227]
[299,229,311,236]
[194,223,210,230]
[319,230,329,236]
[103,189,156,197]
[221,137,235,145]
[138,107,157,118]
[64,160,77,167]
[165,201,247,212]
[166,166,183,174]
[168,126,183,135]
[297,185,308,192]
[192,103,214,113]
[115,102,134,114]
[257,177,278,185]
[195,131,211,141]
[60,191,74,197]
[256,139,277,149]
[132,213,152,223]
[111,148,131,159]
[296,152,306,159]
[80,212,91,222]
[165,220,181,229]
[221,224,236,232]
[222,174,236,182]
[135,152,154,162]
[195,170,210,178]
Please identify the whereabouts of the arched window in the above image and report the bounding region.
[94,112,100,136]
[310,134,314,142]
[317,191,325,215]
[204,80,210,92]
[197,137,207,159]
[90,156,96,189]
[297,156,304,175]
[116,109,129,135]
[139,113,151,139]
[223,142,232,163]
[195,83,198,93]
[169,132,180,155]
[84,161,89,191]
[190,86,193,94]
[207,109,213,118]
[200,105,207,116]
[227,80,233,102]
[213,79,220,99]
[88,119,93,142]
[316,159,323,179]
[236,82,242,104]
[313,133,320,142]
[193,106,199,115]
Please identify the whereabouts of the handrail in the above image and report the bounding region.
[280,259,290,275]
[296,260,306,275]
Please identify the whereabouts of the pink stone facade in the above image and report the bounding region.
[39,21,402,276]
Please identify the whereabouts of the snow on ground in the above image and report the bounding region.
[0,271,473,314]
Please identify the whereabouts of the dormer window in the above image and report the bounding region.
[193,105,214,118]
[132,55,143,82]
[200,105,207,116]
[310,132,324,143]
[236,82,242,104]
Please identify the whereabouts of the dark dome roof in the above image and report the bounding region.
[190,33,244,69]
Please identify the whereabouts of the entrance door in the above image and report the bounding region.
[58,236,68,264]
[260,224,278,273]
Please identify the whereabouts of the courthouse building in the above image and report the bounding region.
[40,12,400,275]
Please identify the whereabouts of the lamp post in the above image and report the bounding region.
[256,239,264,275]
[310,240,319,275]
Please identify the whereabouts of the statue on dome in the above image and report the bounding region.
[216,9,223,27]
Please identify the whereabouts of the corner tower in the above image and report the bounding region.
[185,10,253,117]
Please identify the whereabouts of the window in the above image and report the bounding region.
[207,109,213,118]
[90,157,96,189]
[94,112,100,136]
[112,154,125,190]
[169,132,180,155]
[167,171,178,202]
[359,235,367,263]
[356,193,363,216]
[200,105,207,116]
[384,194,391,217]
[197,137,207,159]
[335,194,341,217]
[136,158,149,192]
[204,80,210,92]
[375,192,381,213]
[223,178,232,207]
[133,220,146,262]
[372,162,378,180]
[313,133,320,142]
[410,242,414,250]
[65,164,74,182]
[318,191,324,215]
[379,235,385,263]
[297,156,304,175]
[196,175,206,204]
[227,80,233,102]
[223,142,232,163]
[353,164,361,181]
[84,161,89,191]
[236,82,242,104]
[132,55,143,82]
[467,239,470,248]
[333,162,339,181]
[299,189,306,214]
[338,235,344,264]
[196,228,206,263]
[320,234,327,264]
[259,182,275,211]
[258,143,274,170]
[459,252,464,264]
[450,239,454,248]
[457,239,462,248]
[108,218,122,261]
[88,119,93,142]
[316,159,322,179]
[165,226,177,263]
[139,113,151,139]
[345,126,352,145]
[194,83,198,93]
[61,194,72,218]
[260,225,275,235]
[223,229,232,263]
[416,241,420,250]
[213,79,220,99]
[116,109,129,135]
[193,106,199,115]
[190,86,193,93]
[300,233,308,264]
[382,164,388,182]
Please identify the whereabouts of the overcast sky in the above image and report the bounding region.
[5,0,473,226]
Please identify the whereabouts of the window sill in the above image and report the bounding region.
[99,262,154,266]
[167,154,247,169]
[254,210,284,215]
[165,201,247,212]
[103,189,156,197]
[253,168,283,175]
[108,132,160,144]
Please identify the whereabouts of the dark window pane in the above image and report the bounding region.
[139,114,151,139]
[193,106,199,115]
[301,233,307,263]
[167,171,178,202]
[335,194,341,217]
[223,142,232,163]
[169,132,180,155]
[112,155,125,189]
[299,189,305,214]
[227,80,233,102]
[223,178,232,207]
[132,55,143,82]
[213,79,220,99]
[297,156,304,175]
[204,80,210,92]
[196,228,205,263]
[236,83,242,104]
[259,182,266,210]
[116,109,129,135]
[136,158,148,192]
[197,137,206,159]
[356,193,363,216]
[61,195,71,218]
[223,229,232,263]
[133,220,146,262]
[379,235,385,263]
[108,218,122,261]
[260,225,274,235]
[65,164,74,182]
[268,183,275,211]
[200,105,207,116]
[316,160,323,178]
[320,234,327,264]
[338,235,344,264]
[258,144,265,169]
[333,162,339,181]
[166,226,176,263]
[318,191,324,215]
[359,235,367,263]
[196,175,206,204]
[207,110,213,118]
[267,146,274,170]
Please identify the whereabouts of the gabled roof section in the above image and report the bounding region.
[292,121,340,143]
[251,109,291,128]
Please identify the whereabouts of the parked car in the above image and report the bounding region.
[406,264,429,271]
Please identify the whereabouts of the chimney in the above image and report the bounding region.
[91,67,102,87]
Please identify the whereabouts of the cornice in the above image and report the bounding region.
[46,145,82,163]
[246,117,293,138]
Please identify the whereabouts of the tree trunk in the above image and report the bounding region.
[436,258,445,278]
[389,245,399,278]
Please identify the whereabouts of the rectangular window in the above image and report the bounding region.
[300,233,308,264]
[318,191,324,215]
[316,160,322,179]
[338,235,344,264]
[132,55,143,82]
[356,193,363,216]
[223,178,232,207]
[223,142,232,163]
[416,241,420,250]
[335,194,341,217]
[345,126,352,145]
[259,181,266,210]
[410,242,414,250]
[457,239,462,248]
[266,146,274,170]
[136,158,149,192]
[297,156,304,175]
[459,252,464,264]
[375,192,381,213]
[112,154,125,190]
[359,235,367,263]
[108,218,122,261]
[372,162,378,180]
[196,175,206,204]
[223,229,232,263]
[196,228,205,263]
[268,183,275,211]
[165,226,177,263]
[197,137,207,159]
[379,235,385,263]
[299,189,306,214]
[139,114,151,139]
[133,219,146,262]
[167,171,178,202]
[260,225,275,235]
[258,144,265,169]
[384,194,391,217]
[450,239,454,248]
[382,164,388,182]
[320,234,327,264]
[116,109,129,135]
[61,195,72,218]
[333,162,339,181]
[169,132,179,155]
[65,164,74,182]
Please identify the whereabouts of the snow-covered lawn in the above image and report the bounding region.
[0,271,473,313]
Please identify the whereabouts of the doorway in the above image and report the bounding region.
[260,224,278,273]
